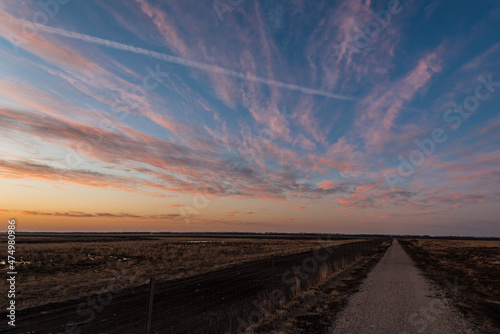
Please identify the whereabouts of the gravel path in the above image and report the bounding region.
[328,239,477,334]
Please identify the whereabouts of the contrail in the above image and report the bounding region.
[32,23,355,101]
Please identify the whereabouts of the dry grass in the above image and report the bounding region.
[251,240,392,334]
[0,235,360,311]
[417,239,500,248]
[400,239,500,334]
[413,239,500,275]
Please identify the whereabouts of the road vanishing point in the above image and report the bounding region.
[329,239,478,334]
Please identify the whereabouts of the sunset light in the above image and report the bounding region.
[0,0,499,236]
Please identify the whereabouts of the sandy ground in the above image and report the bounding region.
[328,239,478,334]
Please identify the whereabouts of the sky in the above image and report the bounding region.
[0,0,499,236]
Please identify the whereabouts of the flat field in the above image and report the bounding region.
[0,234,361,311]
[399,238,500,334]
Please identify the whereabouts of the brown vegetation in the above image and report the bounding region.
[399,239,500,334]
[252,240,392,333]
[0,234,361,311]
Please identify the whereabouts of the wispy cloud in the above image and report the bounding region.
[32,23,355,100]
[8,209,180,220]
[226,210,239,217]
[0,0,499,235]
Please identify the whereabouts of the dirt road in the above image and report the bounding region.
[329,239,478,334]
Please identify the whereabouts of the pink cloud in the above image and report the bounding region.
[226,210,239,217]
[135,0,189,56]
[0,6,95,70]
[14,209,181,220]
[294,134,316,151]
[295,97,326,144]
[357,49,444,152]
[315,137,362,174]
[317,180,336,190]
[337,208,352,217]
[376,214,393,219]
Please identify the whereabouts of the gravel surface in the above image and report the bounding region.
[329,239,478,334]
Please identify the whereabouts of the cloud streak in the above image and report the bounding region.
[32,23,355,101]
[10,209,180,219]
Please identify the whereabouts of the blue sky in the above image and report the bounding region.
[0,0,499,236]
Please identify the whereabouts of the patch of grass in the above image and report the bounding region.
[0,235,361,311]
[399,239,500,334]
[252,240,392,334]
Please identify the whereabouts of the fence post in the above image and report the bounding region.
[270,254,275,313]
[145,276,156,334]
